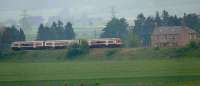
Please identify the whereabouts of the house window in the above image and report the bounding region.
[189,33,196,40]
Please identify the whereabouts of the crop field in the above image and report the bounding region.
[0,59,200,86]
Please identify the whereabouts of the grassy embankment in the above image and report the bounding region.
[1,48,200,62]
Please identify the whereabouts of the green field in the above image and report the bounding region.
[0,59,200,86]
[0,48,200,86]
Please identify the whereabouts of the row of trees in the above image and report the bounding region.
[37,21,75,40]
[0,26,25,49]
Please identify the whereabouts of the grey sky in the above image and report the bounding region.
[0,0,200,22]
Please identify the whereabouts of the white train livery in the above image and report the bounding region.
[11,38,122,50]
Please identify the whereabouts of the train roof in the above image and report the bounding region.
[13,41,44,43]
[89,38,121,41]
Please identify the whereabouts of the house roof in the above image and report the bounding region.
[152,26,196,35]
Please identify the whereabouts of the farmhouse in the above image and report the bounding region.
[151,26,197,47]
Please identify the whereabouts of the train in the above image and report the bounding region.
[11,38,122,50]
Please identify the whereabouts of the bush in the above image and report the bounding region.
[66,40,90,59]
[0,50,2,57]
[153,47,160,51]
[187,41,199,49]
[172,41,200,58]
[105,49,118,57]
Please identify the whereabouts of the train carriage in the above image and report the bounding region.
[11,41,44,50]
[88,38,122,48]
[11,38,122,50]
[44,40,80,49]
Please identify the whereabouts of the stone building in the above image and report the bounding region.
[151,26,197,47]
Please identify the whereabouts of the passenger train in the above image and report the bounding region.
[11,38,122,50]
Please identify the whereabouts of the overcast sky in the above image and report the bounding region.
[0,0,200,22]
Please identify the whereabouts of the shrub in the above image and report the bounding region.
[66,40,90,59]
[187,41,199,49]
[95,82,100,86]
[153,47,160,51]
[171,41,200,58]
[105,49,118,57]
[0,50,2,57]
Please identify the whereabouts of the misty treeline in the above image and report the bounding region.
[0,26,25,49]
[102,10,200,47]
[37,21,75,40]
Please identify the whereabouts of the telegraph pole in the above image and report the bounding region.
[111,6,117,18]
[21,9,28,26]
[94,29,97,39]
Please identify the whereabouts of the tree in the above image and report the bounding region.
[36,21,76,40]
[133,13,147,47]
[183,13,200,33]
[155,11,161,26]
[1,27,12,47]
[66,40,89,59]
[51,22,58,40]
[37,24,45,40]
[64,22,75,40]
[143,17,155,47]
[0,26,25,49]
[134,13,146,36]
[57,20,65,40]
[168,15,181,26]
[127,31,140,47]
[101,17,128,40]
[161,10,170,26]
[19,28,26,41]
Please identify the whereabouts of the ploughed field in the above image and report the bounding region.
[0,59,200,86]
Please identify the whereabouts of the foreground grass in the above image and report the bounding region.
[0,59,200,86]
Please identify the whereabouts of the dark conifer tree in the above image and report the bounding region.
[155,11,161,26]
[51,22,58,40]
[0,25,25,49]
[19,28,26,41]
[37,24,45,40]
[64,22,75,40]
[57,20,65,40]
[161,10,170,26]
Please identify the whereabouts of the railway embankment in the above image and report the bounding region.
[0,47,200,62]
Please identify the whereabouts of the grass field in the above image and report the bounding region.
[0,48,200,86]
[0,59,200,86]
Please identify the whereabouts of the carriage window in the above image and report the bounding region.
[21,44,33,46]
[96,41,106,43]
[108,41,114,43]
[14,44,19,46]
[46,43,53,45]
